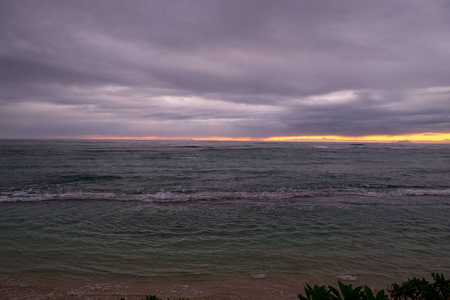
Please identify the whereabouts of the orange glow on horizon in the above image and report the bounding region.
[265,133,450,142]
[87,133,450,143]
[89,136,259,142]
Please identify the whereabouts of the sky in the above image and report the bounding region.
[1,0,450,142]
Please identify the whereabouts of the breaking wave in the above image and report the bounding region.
[1,187,449,203]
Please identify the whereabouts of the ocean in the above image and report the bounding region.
[0,139,449,299]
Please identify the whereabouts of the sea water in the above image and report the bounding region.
[0,140,449,299]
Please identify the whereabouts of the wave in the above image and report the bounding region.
[59,174,123,182]
[1,187,450,203]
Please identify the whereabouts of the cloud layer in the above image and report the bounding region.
[1,0,450,138]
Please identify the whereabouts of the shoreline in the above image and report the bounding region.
[0,272,409,300]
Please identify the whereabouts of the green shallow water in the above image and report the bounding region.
[1,196,449,284]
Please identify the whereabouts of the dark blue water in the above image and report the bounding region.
[0,140,449,299]
[1,140,449,200]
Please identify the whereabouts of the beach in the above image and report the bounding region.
[2,272,399,299]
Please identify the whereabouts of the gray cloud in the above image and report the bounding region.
[1,0,450,138]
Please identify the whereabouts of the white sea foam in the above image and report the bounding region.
[339,275,357,281]
[0,275,30,287]
[252,273,266,279]
[356,188,450,197]
[1,187,450,203]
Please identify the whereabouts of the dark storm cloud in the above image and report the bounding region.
[1,0,450,138]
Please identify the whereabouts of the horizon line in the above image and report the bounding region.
[85,132,450,143]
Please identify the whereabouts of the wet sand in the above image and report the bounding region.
[1,273,395,300]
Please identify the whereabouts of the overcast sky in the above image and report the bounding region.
[1,0,450,139]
